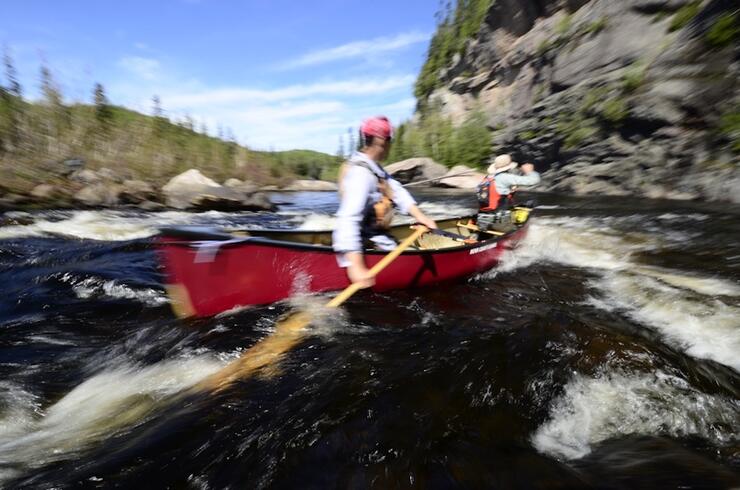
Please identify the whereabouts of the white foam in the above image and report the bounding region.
[0,211,158,240]
[480,216,740,371]
[592,273,740,371]
[0,210,252,241]
[0,355,224,478]
[533,371,740,460]
[632,266,740,297]
[480,218,641,277]
[295,213,336,230]
[72,277,168,307]
[657,213,709,222]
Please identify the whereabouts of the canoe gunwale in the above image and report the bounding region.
[157,216,530,256]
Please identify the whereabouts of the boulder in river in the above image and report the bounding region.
[436,165,485,189]
[385,158,448,185]
[162,169,275,211]
[119,180,158,205]
[74,183,122,207]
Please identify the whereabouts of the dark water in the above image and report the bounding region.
[0,191,738,489]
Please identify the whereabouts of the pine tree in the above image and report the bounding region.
[151,95,166,136]
[40,63,63,109]
[347,126,355,154]
[39,61,69,146]
[152,95,162,118]
[336,134,345,161]
[93,82,113,131]
[184,114,195,131]
[3,47,22,98]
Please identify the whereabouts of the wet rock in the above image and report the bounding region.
[281,180,338,191]
[75,183,122,207]
[137,200,166,211]
[162,169,274,211]
[68,169,101,185]
[576,436,740,489]
[0,210,35,226]
[436,165,485,189]
[224,178,258,194]
[239,192,275,211]
[97,167,125,183]
[386,158,448,184]
[30,184,60,201]
[119,180,158,205]
[0,193,31,210]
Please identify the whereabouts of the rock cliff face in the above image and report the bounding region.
[423,0,739,202]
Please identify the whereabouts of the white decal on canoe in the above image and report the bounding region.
[469,242,497,255]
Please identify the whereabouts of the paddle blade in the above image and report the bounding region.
[195,310,312,393]
[165,283,196,319]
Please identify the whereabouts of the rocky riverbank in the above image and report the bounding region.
[0,167,281,212]
[419,0,739,202]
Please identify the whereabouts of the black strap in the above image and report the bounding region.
[348,157,390,180]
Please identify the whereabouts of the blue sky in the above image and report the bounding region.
[1,0,438,154]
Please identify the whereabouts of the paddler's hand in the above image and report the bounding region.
[408,205,437,229]
[346,252,375,288]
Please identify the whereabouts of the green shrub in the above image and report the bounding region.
[581,87,610,111]
[584,17,608,35]
[520,130,538,140]
[387,108,491,168]
[556,13,573,36]
[706,13,739,48]
[536,39,552,56]
[414,0,494,100]
[622,62,647,92]
[564,125,599,149]
[669,1,701,32]
[719,110,740,152]
[602,97,629,124]
[555,116,599,150]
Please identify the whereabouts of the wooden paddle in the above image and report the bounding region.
[195,225,430,393]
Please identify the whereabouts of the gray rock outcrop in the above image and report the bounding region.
[417,0,740,202]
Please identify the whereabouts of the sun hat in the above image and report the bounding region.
[487,154,518,174]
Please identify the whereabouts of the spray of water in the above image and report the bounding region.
[532,370,740,460]
[0,356,224,482]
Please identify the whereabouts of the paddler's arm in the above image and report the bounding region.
[387,178,437,229]
[495,165,541,190]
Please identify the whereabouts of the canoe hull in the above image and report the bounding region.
[157,222,529,317]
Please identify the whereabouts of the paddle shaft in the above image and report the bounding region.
[402,170,477,187]
[196,225,429,392]
[326,226,428,308]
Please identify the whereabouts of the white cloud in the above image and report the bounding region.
[163,75,415,108]
[280,31,430,69]
[108,55,418,153]
[118,56,161,81]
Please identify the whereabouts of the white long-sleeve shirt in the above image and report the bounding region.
[332,152,416,254]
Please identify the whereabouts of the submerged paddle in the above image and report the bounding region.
[195,225,430,393]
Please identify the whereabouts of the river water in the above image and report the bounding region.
[0,190,738,489]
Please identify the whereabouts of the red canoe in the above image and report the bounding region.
[157,211,531,318]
